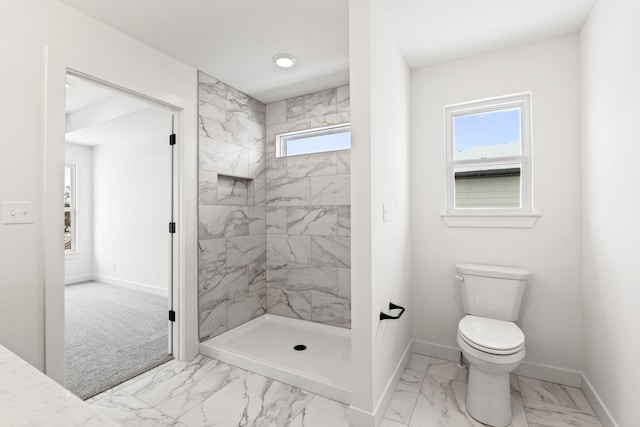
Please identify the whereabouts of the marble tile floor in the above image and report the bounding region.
[88,353,602,427]
[382,354,602,427]
[88,354,350,427]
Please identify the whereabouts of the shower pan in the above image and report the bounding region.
[200,314,351,403]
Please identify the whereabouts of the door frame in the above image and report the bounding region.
[43,45,199,385]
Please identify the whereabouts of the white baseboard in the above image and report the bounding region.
[411,340,460,362]
[581,374,618,427]
[411,339,581,387]
[348,340,412,427]
[348,405,375,427]
[515,360,581,388]
[93,274,168,297]
[64,274,93,285]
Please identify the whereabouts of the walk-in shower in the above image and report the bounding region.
[198,72,352,402]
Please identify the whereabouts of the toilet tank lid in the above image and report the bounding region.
[456,263,530,280]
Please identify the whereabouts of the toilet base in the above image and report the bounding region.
[466,364,512,427]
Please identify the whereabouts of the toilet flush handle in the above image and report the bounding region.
[454,274,464,281]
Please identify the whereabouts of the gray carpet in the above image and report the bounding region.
[65,281,173,400]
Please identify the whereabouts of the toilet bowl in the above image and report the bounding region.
[455,263,530,427]
[457,315,525,427]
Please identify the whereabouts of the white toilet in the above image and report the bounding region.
[455,263,530,427]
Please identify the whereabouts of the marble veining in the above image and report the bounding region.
[379,356,601,427]
[199,205,248,239]
[518,376,595,415]
[199,302,227,340]
[90,354,355,427]
[122,355,245,420]
[90,390,178,427]
[264,87,351,328]
[216,175,248,206]
[198,71,267,340]
[266,177,312,206]
[266,151,287,180]
[225,113,265,151]
[309,112,351,129]
[288,206,338,236]
[248,262,266,290]
[337,206,351,237]
[199,266,248,309]
[287,152,338,178]
[227,289,267,329]
[199,135,250,178]
[266,119,312,153]
[267,234,311,264]
[288,265,338,292]
[87,352,600,427]
[247,206,266,235]
[523,397,602,427]
[225,235,265,268]
[199,102,227,142]
[337,150,351,174]
[266,206,288,233]
[266,288,312,320]
[310,174,350,206]
[310,291,351,328]
[286,88,337,121]
[198,170,218,205]
[179,371,312,426]
[311,236,351,268]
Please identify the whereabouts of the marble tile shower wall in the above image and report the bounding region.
[264,86,351,328]
[198,71,267,341]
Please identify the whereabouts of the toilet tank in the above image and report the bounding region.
[456,263,530,321]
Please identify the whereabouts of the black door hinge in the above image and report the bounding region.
[169,222,176,233]
[169,133,176,146]
[169,310,176,322]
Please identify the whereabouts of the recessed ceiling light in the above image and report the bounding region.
[273,53,297,69]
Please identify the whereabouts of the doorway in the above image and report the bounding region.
[63,72,176,399]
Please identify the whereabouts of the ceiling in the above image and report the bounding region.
[59,0,595,103]
[379,0,596,69]
[59,0,350,104]
[66,74,172,146]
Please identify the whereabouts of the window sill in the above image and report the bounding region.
[65,251,80,259]
[441,212,540,228]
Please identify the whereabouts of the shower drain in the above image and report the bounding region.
[293,344,307,351]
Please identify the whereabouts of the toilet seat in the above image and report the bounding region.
[458,315,524,355]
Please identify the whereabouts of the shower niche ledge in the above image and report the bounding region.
[200,314,352,404]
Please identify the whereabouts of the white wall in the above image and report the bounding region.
[93,128,172,295]
[64,143,94,284]
[411,35,583,381]
[0,0,197,375]
[370,2,412,416]
[349,0,412,424]
[581,1,640,425]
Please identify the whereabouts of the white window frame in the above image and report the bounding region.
[64,163,77,253]
[276,123,351,158]
[443,93,538,227]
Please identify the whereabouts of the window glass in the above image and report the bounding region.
[286,130,351,156]
[453,108,521,160]
[445,93,531,213]
[277,124,351,157]
[64,165,75,251]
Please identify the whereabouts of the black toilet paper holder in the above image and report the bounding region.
[379,302,406,320]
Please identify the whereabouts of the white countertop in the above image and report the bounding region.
[0,345,118,427]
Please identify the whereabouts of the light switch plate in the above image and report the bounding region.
[2,201,35,224]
